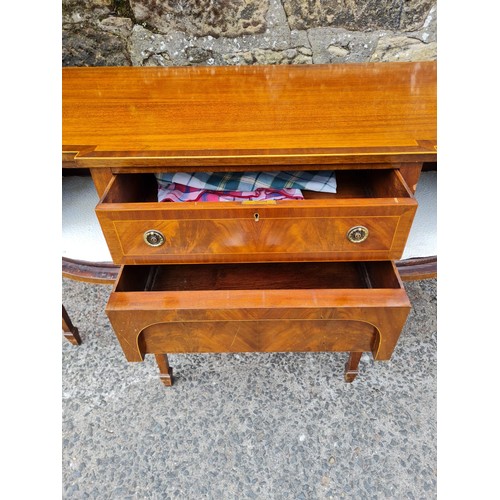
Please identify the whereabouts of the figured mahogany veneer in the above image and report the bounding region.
[96,169,416,264]
[107,262,410,371]
[62,62,436,384]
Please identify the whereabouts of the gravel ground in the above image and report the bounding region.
[62,277,436,499]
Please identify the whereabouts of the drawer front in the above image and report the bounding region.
[106,261,411,363]
[96,170,417,264]
[138,319,377,354]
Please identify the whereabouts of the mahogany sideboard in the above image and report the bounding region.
[62,61,437,385]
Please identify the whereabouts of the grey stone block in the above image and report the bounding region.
[129,0,270,37]
[62,23,131,66]
[308,27,379,64]
[283,0,434,31]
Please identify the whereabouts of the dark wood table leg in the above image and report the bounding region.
[344,352,362,383]
[62,305,82,345]
[155,354,174,386]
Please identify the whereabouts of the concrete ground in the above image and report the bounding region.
[62,277,436,499]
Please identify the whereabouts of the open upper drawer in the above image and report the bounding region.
[96,169,417,265]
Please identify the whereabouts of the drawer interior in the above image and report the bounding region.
[115,261,402,292]
[102,169,411,204]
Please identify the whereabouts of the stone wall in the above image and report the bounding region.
[62,0,436,67]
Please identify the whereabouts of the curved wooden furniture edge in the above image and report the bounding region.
[396,256,437,281]
[62,255,437,285]
[62,257,118,285]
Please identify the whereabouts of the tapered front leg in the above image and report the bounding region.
[344,352,362,383]
[62,305,82,345]
[155,354,174,386]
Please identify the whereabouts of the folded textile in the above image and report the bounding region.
[158,183,304,202]
[155,170,337,194]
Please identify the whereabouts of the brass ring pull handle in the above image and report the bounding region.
[144,230,165,247]
[347,226,369,243]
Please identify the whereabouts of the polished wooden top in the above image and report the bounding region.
[62,62,436,168]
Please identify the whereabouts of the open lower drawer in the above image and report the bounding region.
[96,169,417,265]
[106,261,411,371]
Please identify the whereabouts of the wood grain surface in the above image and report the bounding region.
[96,169,416,264]
[106,261,410,363]
[63,62,436,167]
